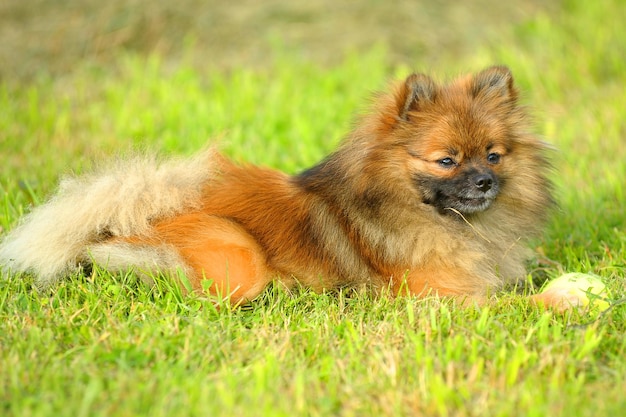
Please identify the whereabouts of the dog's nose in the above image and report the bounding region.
[473,174,493,192]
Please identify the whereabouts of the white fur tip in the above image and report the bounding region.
[0,149,215,286]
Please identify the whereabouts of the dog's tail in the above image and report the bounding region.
[0,149,216,288]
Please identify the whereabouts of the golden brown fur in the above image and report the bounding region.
[1,66,562,307]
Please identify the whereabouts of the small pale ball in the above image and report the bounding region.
[541,272,610,311]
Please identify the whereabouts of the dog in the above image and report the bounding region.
[1,66,565,307]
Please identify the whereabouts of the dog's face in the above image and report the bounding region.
[391,67,520,215]
[407,117,512,214]
[411,149,504,214]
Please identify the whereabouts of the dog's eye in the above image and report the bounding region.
[487,153,501,164]
[438,157,456,168]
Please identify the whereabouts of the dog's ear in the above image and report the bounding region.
[396,73,437,120]
[472,66,518,102]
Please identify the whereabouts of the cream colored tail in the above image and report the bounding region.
[0,150,215,287]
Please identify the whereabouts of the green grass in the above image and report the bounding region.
[2,0,626,416]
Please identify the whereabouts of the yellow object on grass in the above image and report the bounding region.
[541,272,610,311]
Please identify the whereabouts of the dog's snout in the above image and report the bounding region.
[473,174,494,192]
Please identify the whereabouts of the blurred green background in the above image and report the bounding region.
[0,0,555,82]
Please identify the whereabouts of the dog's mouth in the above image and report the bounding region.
[445,195,496,214]
[422,190,497,215]
[413,170,501,215]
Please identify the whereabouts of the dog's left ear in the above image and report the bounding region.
[397,73,437,120]
[472,66,518,102]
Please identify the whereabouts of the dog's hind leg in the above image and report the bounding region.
[109,212,274,304]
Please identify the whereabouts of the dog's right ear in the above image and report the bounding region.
[396,73,437,120]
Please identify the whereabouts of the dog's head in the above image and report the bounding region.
[362,66,534,216]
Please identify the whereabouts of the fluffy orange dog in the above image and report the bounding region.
[1,66,561,306]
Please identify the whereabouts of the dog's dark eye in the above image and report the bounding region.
[438,157,456,168]
[487,153,501,164]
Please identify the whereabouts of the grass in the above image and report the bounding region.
[1,0,626,416]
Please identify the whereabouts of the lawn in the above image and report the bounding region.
[1,0,625,416]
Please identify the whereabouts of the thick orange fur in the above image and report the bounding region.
[120,66,553,304]
[1,66,560,307]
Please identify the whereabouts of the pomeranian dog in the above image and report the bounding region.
[1,66,561,307]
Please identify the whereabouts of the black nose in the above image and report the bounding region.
[473,174,493,192]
